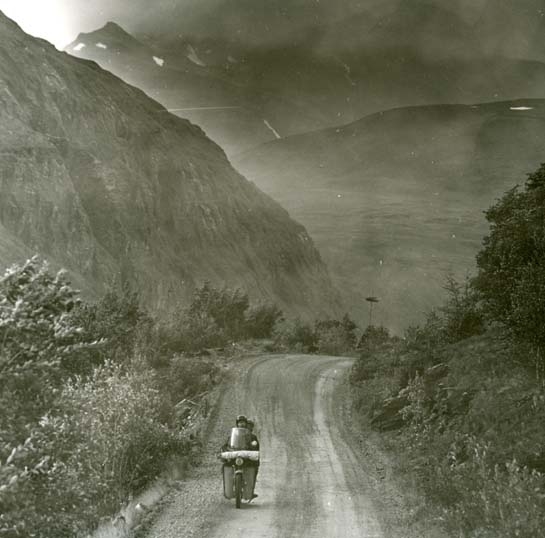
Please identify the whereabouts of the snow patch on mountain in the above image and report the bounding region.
[263,119,281,139]
[510,106,534,111]
[186,45,206,67]
[96,43,107,49]
[73,43,86,52]
[153,56,165,67]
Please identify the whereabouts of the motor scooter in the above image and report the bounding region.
[220,427,259,508]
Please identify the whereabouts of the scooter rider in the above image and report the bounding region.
[222,415,260,498]
[222,415,255,448]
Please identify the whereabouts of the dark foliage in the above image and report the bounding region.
[357,324,391,350]
[474,163,545,360]
[244,303,284,339]
[163,282,283,353]
[68,288,153,373]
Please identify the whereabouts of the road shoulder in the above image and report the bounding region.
[332,371,450,538]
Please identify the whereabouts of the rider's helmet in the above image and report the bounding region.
[247,419,255,431]
[236,414,248,426]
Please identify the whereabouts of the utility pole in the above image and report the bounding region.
[365,296,379,327]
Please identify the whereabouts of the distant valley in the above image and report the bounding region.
[234,100,545,332]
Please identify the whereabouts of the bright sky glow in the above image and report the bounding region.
[0,1,81,48]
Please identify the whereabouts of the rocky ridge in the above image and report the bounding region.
[0,11,340,318]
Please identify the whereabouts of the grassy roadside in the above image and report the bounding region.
[348,330,545,538]
[335,368,449,538]
[346,163,545,537]
[0,258,276,538]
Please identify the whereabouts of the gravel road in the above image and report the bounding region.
[142,354,438,538]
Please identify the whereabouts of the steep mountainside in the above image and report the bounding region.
[233,100,545,332]
[65,21,545,156]
[0,12,340,318]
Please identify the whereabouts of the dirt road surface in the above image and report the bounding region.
[143,354,430,538]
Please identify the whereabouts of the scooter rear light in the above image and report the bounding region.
[235,457,244,466]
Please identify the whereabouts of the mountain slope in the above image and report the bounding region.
[65,21,545,156]
[233,100,545,332]
[0,11,340,318]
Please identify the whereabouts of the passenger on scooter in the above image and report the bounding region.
[247,419,259,449]
[247,419,260,492]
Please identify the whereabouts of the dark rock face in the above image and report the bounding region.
[0,12,340,317]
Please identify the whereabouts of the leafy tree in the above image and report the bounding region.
[188,282,249,340]
[69,288,152,371]
[473,163,545,358]
[0,258,91,426]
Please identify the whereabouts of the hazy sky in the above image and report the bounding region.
[0,0,372,48]
[1,0,544,60]
[0,1,72,48]
[0,0,483,49]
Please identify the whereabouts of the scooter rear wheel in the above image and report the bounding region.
[234,473,242,508]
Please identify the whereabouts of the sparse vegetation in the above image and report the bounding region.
[349,164,545,537]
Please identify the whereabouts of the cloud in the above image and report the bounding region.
[2,0,544,61]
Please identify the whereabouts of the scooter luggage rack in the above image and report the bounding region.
[220,450,260,461]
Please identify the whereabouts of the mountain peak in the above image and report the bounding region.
[103,21,125,32]
[67,20,145,53]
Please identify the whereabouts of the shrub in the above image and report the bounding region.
[162,283,281,353]
[0,363,189,537]
[439,276,484,343]
[61,364,187,499]
[244,302,283,339]
[273,317,316,352]
[314,314,358,355]
[444,437,545,538]
[357,324,391,351]
[161,355,221,403]
[163,309,228,353]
